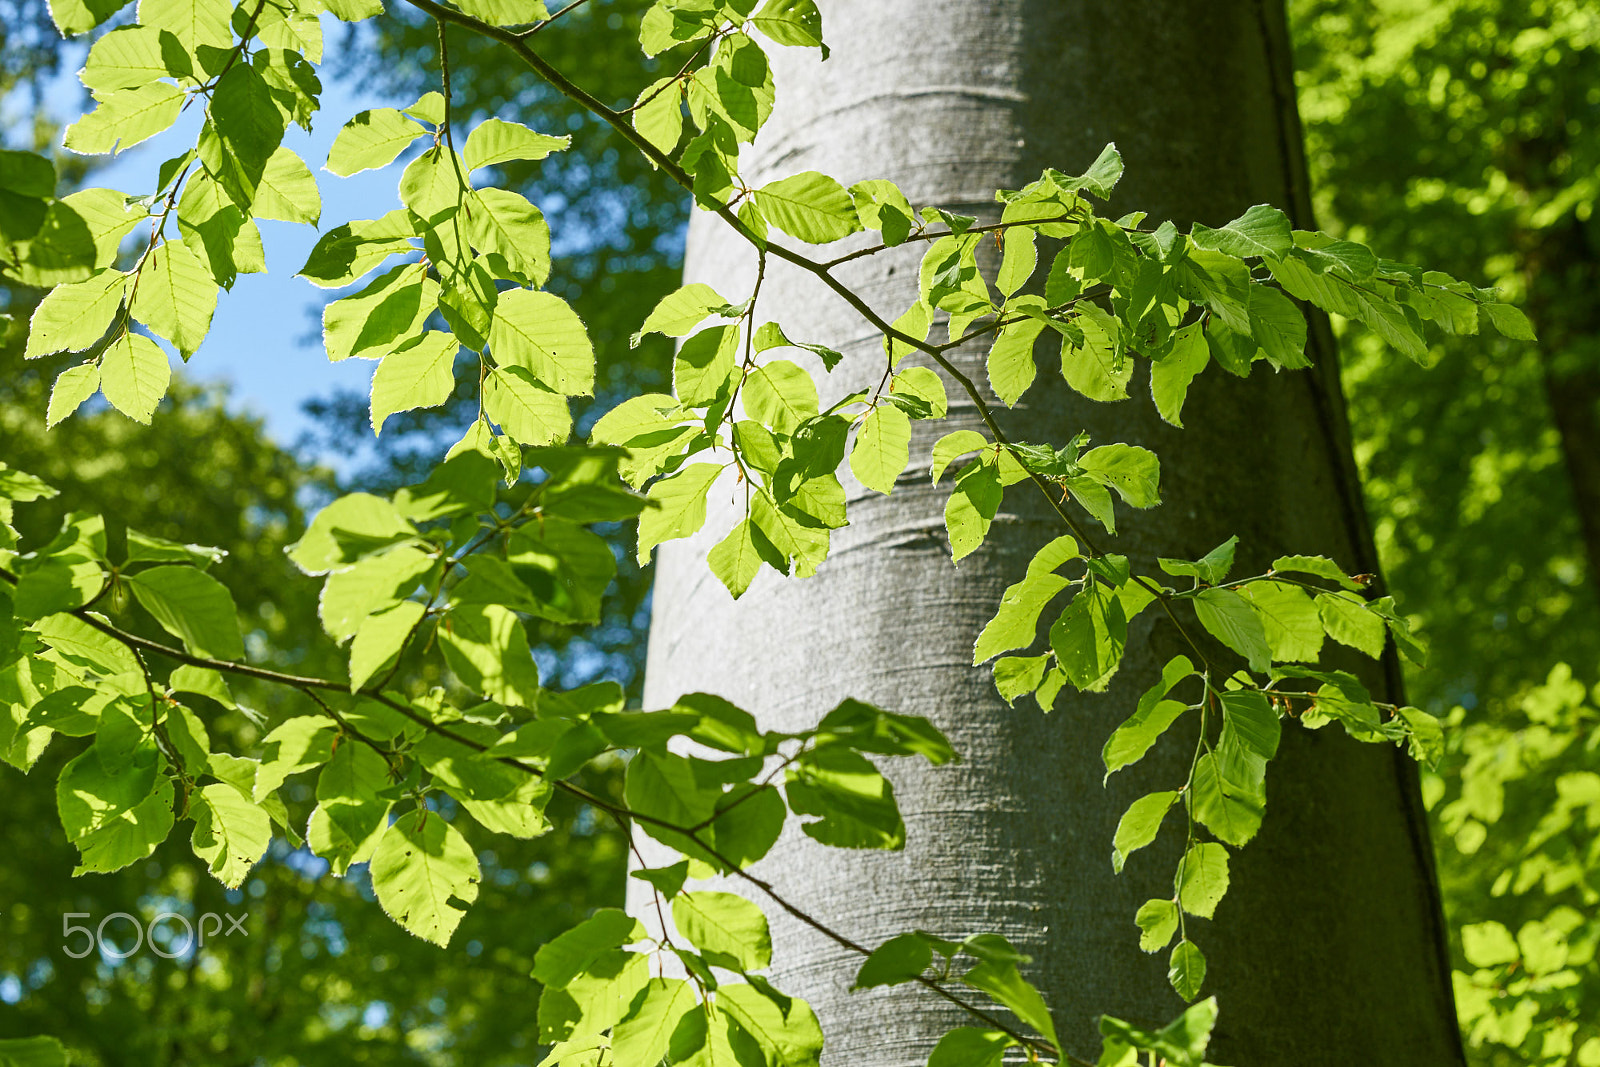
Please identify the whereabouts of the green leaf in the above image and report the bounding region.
[611,979,697,1067]
[370,808,481,947]
[743,359,819,433]
[297,210,417,289]
[887,365,947,417]
[1189,751,1264,846]
[785,746,905,850]
[252,716,335,801]
[1315,591,1386,658]
[348,600,425,690]
[25,268,126,360]
[987,315,1045,407]
[125,565,243,660]
[397,145,468,224]
[1481,302,1536,340]
[1101,655,1193,777]
[287,493,416,575]
[673,891,772,970]
[0,1036,71,1066]
[1158,537,1237,587]
[717,982,824,1067]
[532,909,647,988]
[1193,588,1270,672]
[47,364,101,427]
[750,0,825,52]
[1112,791,1177,874]
[632,282,731,344]
[63,83,184,155]
[1175,842,1229,919]
[1190,204,1292,259]
[853,932,933,989]
[927,1029,1014,1067]
[489,289,594,395]
[1271,553,1359,590]
[204,65,287,208]
[322,262,438,362]
[1135,899,1179,953]
[48,0,132,35]
[633,77,685,154]
[99,331,170,423]
[1150,322,1209,427]
[56,742,159,841]
[190,781,272,888]
[850,404,911,494]
[931,430,988,484]
[1078,443,1160,509]
[1236,580,1323,662]
[961,957,1059,1048]
[126,527,224,568]
[251,147,321,225]
[138,0,230,52]
[70,773,173,873]
[1050,583,1127,692]
[637,462,722,564]
[371,332,459,434]
[1060,303,1131,401]
[462,117,569,170]
[318,544,435,642]
[484,365,573,445]
[438,603,541,707]
[674,324,740,406]
[945,460,1002,562]
[752,171,860,244]
[453,0,547,24]
[1219,690,1279,760]
[630,862,690,900]
[849,178,913,245]
[169,663,234,708]
[1056,142,1123,199]
[130,237,218,357]
[973,569,1072,664]
[1167,940,1207,1001]
[466,187,552,286]
[708,519,782,599]
[996,227,1037,297]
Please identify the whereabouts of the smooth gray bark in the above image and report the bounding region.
[634,2,1462,1063]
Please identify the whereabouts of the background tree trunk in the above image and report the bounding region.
[635,1,1463,1062]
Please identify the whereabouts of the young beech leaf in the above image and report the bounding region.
[1168,939,1207,1002]
[1192,588,1270,672]
[47,364,101,427]
[437,603,541,708]
[125,565,244,660]
[637,462,722,564]
[708,518,784,599]
[632,282,732,345]
[1316,591,1386,658]
[633,76,685,154]
[672,891,772,971]
[854,932,934,989]
[927,1028,1015,1067]
[972,569,1071,665]
[1189,203,1292,260]
[752,171,860,244]
[850,404,911,494]
[1112,791,1178,873]
[190,782,272,889]
[1150,321,1209,427]
[1175,842,1230,919]
[348,600,425,691]
[64,83,184,156]
[1236,580,1323,663]
[931,430,988,484]
[370,809,481,947]
[987,315,1046,406]
[610,978,696,1067]
[370,332,459,434]
[1050,582,1127,692]
[484,366,572,445]
[462,117,568,171]
[1135,899,1179,953]
[945,460,1003,562]
[489,289,594,395]
[25,268,126,360]
[99,330,171,423]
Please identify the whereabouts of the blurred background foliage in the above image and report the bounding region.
[0,0,1596,1062]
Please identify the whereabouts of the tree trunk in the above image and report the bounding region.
[635,1,1463,1062]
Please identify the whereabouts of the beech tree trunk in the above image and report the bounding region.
[636,2,1463,1062]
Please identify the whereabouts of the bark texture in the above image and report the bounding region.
[634,2,1463,1062]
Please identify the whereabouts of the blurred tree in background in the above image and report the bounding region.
[1294,1,1600,1062]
